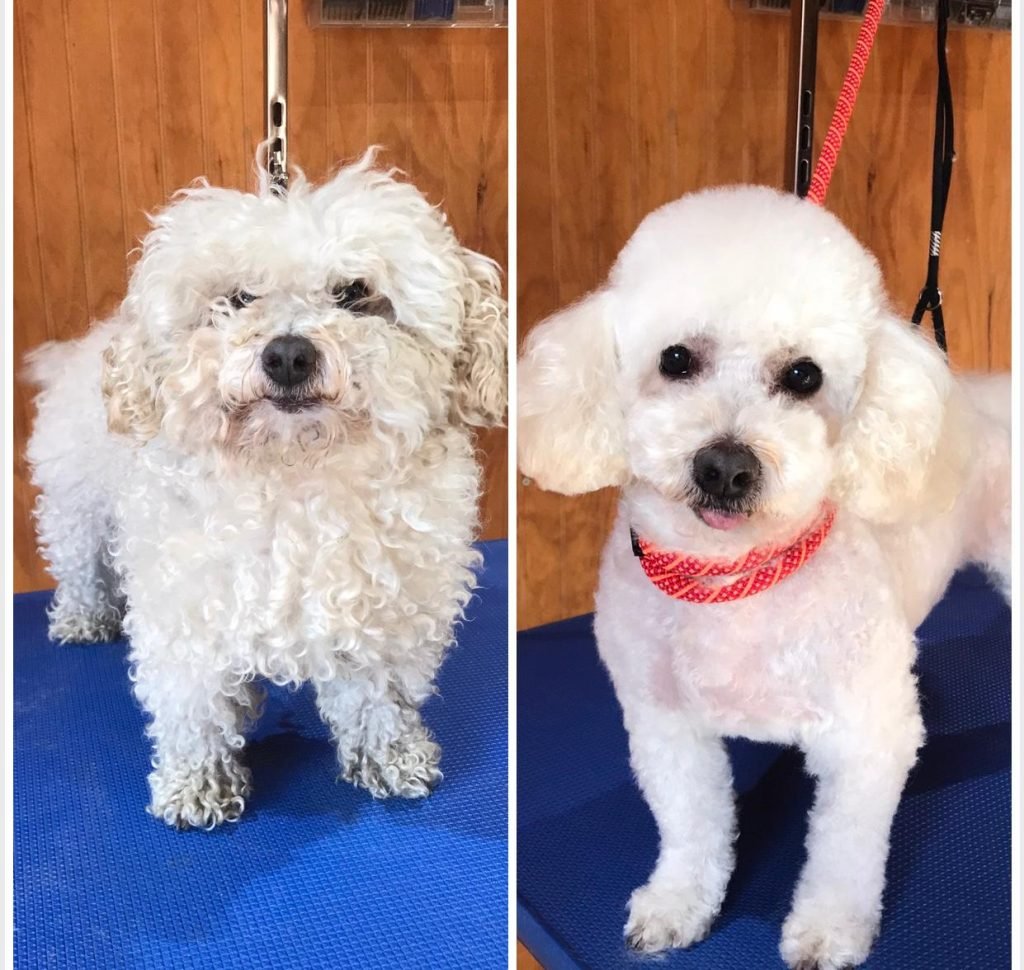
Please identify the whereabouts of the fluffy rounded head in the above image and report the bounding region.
[102,152,507,466]
[519,185,963,550]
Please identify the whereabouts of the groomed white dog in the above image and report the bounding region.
[518,186,1009,970]
[27,153,507,830]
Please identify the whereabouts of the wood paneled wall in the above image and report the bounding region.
[517,1,1010,629]
[13,2,508,593]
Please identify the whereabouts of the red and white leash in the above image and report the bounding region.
[805,0,886,207]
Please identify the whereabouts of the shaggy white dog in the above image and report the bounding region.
[518,186,1009,970]
[27,154,507,830]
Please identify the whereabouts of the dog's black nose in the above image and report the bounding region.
[261,335,317,389]
[693,441,762,502]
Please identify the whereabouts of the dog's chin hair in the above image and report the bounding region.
[642,477,822,547]
[657,479,760,519]
[235,422,340,468]
[690,497,759,518]
[203,400,356,469]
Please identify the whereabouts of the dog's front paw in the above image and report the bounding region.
[624,881,719,953]
[342,724,442,799]
[148,755,252,830]
[48,606,121,644]
[780,903,878,970]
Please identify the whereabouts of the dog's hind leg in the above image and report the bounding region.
[26,328,128,643]
[33,485,123,644]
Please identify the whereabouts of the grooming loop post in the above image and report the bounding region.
[784,0,820,198]
[266,0,288,194]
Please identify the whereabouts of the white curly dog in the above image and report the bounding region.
[519,186,1009,969]
[27,154,507,830]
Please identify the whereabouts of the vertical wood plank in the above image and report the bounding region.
[367,31,413,173]
[65,0,128,321]
[443,33,508,542]
[516,0,557,336]
[199,0,248,189]
[407,32,451,207]
[13,22,49,592]
[325,31,371,166]
[288,7,331,181]
[239,0,265,186]
[155,0,206,193]
[515,0,561,627]
[109,0,165,249]
[593,0,640,270]
[19,0,89,341]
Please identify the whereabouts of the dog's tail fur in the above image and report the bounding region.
[961,371,1011,431]
[956,372,1011,600]
[24,338,81,389]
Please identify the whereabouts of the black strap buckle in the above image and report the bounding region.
[914,286,942,316]
[912,284,946,352]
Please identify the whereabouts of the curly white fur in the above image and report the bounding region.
[518,185,1009,970]
[27,153,507,830]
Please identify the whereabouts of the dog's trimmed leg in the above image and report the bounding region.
[781,711,922,970]
[35,492,122,644]
[133,655,257,830]
[623,710,736,953]
[314,669,441,799]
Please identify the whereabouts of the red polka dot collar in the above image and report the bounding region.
[632,503,836,605]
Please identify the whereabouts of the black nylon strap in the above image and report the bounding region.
[911,0,953,353]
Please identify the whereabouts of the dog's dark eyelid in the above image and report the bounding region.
[228,290,258,310]
[332,280,374,309]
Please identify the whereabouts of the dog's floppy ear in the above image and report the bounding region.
[834,315,968,523]
[452,247,508,427]
[101,312,164,443]
[518,290,627,494]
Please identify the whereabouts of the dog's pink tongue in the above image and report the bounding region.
[698,509,744,531]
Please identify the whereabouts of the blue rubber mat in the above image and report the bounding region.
[518,567,1010,969]
[14,540,508,970]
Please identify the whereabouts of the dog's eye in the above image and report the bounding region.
[659,345,696,380]
[228,290,257,310]
[332,280,372,311]
[780,358,823,397]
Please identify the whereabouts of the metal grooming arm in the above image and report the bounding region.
[266,0,288,193]
[784,0,819,197]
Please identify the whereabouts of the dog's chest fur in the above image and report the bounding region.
[115,430,481,682]
[662,599,833,741]
[598,518,904,745]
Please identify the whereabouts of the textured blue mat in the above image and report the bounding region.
[518,567,1010,969]
[14,540,508,970]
